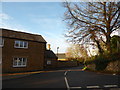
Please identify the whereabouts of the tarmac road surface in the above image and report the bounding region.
[2,66,120,89]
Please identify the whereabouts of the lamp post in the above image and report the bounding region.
[57,47,59,59]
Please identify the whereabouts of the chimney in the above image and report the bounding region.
[47,44,51,50]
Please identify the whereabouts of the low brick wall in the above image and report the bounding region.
[105,60,120,72]
[45,60,78,69]
[56,61,78,68]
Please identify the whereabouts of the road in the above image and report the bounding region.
[2,67,120,89]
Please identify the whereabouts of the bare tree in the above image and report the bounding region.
[66,44,88,62]
[63,2,120,54]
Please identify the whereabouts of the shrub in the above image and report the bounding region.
[95,60,109,71]
[86,53,120,71]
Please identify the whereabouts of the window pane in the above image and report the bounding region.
[13,57,27,67]
[13,62,17,66]
[20,41,23,47]
[18,58,22,65]
[14,58,17,60]
[0,38,3,46]
[13,60,17,66]
[24,42,28,48]
[47,60,51,64]
[23,58,27,65]
[13,58,18,66]
[15,41,19,47]
[15,40,28,48]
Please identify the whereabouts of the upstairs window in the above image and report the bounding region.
[13,57,27,67]
[47,60,51,65]
[0,37,4,47]
[14,40,28,48]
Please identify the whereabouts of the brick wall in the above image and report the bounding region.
[2,37,46,73]
[56,61,78,68]
[45,60,78,69]
[105,60,120,72]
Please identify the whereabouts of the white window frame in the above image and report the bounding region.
[13,57,27,67]
[14,40,28,48]
[0,37,4,47]
[47,60,51,65]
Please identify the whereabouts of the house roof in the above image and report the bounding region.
[45,50,58,59]
[0,28,46,43]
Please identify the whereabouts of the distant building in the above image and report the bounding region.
[57,53,68,61]
[44,44,58,68]
[45,50,58,68]
[1,28,46,73]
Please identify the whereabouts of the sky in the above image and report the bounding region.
[0,2,70,53]
[0,1,119,54]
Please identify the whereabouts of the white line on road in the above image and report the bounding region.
[64,77,70,90]
[104,85,118,88]
[113,73,116,75]
[64,71,68,76]
[70,87,82,89]
[87,85,100,88]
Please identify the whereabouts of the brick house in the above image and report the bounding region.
[44,44,58,68]
[45,50,58,68]
[1,28,46,73]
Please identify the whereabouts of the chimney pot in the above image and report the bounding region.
[47,44,51,50]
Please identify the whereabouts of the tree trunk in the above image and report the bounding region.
[96,40,104,55]
[106,34,111,54]
[94,38,104,55]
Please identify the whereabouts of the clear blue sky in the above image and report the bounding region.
[1,2,69,53]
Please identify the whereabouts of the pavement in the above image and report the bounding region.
[1,67,82,80]
[2,72,36,80]
[1,70,60,80]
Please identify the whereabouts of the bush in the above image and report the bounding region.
[93,55,108,71]
[95,60,109,71]
[86,52,120,71]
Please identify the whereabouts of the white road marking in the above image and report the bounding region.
[113,73,116,75]
[70,87,82,89]
[64,77,70,90]
[64,71,68,76]
[104,85,118,88]
[87,85,100,88]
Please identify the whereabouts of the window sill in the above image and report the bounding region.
[13,65,27,67]
[0,45,3,48]
[14,47,28,49]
